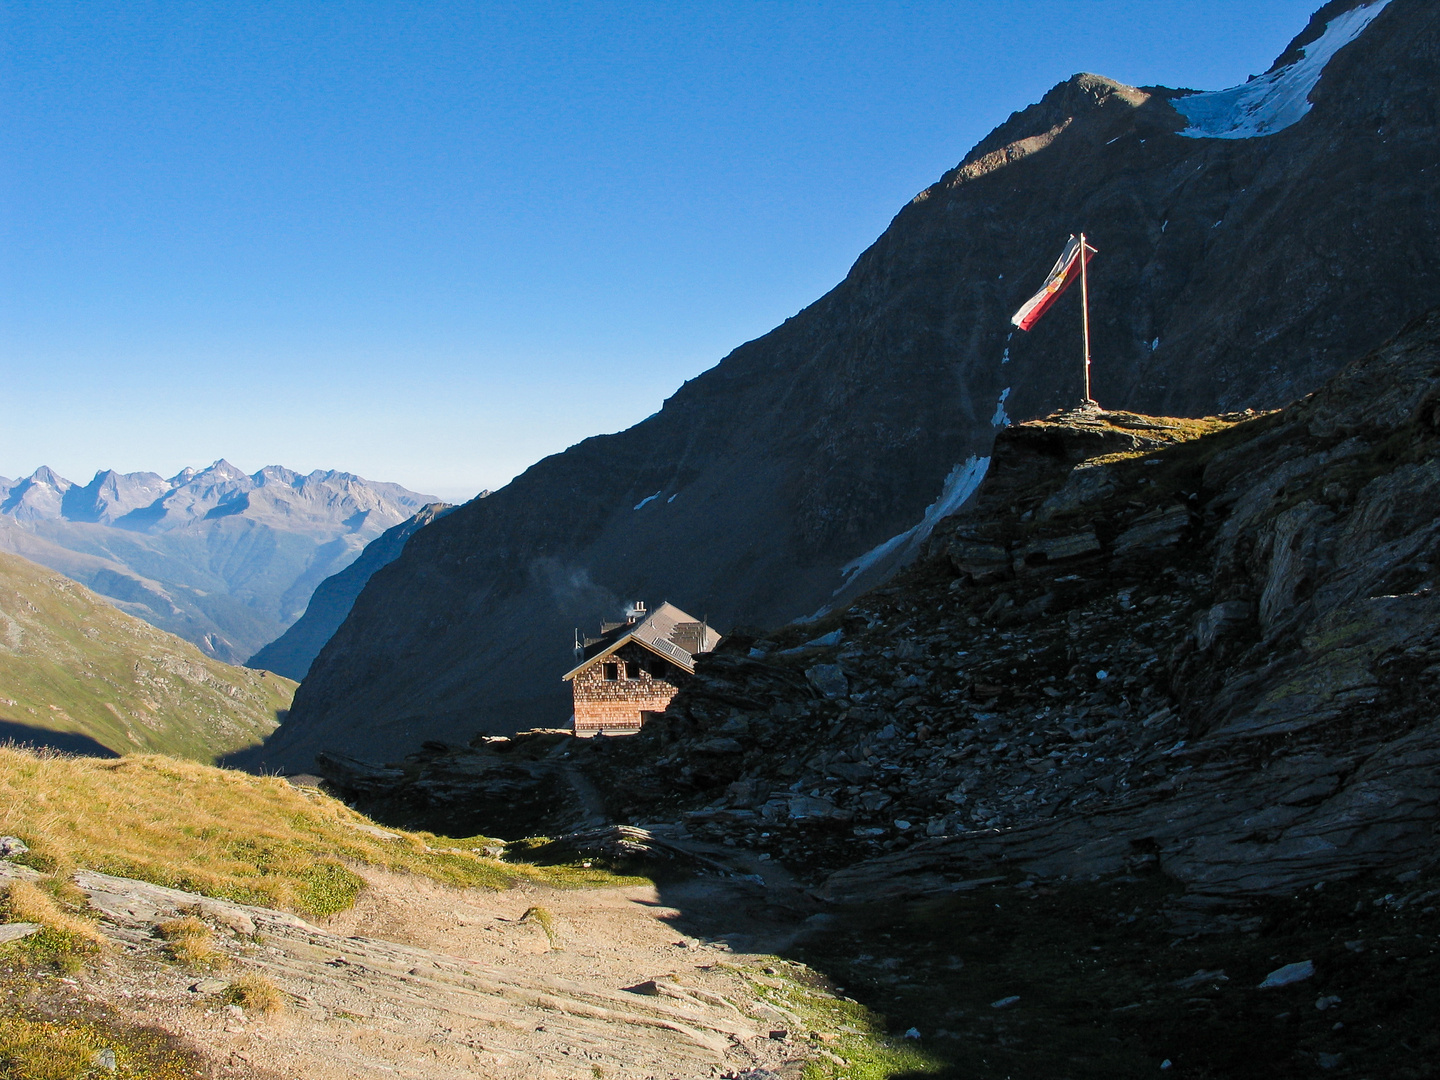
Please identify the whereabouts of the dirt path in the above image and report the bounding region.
[7,857,825,1080]
[559,764,611,829]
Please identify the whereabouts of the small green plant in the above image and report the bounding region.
[519,905,561,949]
[223,973,285,1015]
[0,1015,99,1080]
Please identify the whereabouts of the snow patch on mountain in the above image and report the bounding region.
[992,388,1013,428]
[835,456,992,594]
[1175,0,1390,140]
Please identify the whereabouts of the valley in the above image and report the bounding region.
[5,2,1440,1077]
[0,462,439,666]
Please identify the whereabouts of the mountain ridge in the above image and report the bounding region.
[264,0,1440,769]
[0,461,437,664]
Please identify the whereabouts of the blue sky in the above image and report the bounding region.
[1,0,1321,501]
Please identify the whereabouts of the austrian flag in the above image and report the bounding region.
[1010,234,1097,331]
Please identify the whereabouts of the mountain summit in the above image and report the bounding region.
[263,0,1440,769]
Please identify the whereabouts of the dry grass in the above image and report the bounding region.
[155,915,223,969]
[2,880,104,947]
[0,746,644,920]
[519,904,561,949]
[223,973,285,1015]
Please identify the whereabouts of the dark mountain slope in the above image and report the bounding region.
[246,502,456,681]
[267,0,1440,769]
[566,304,1440,902]
[314,307,1440,1079]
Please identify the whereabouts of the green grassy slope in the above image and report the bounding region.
[0,550,295,761]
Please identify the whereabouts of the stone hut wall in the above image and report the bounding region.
[571,643,683,736]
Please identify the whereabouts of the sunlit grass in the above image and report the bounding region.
[0,746,646,920]
[734,960,943,1080]
[223,972,285,1015]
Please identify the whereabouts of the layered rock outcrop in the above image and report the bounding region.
[580,308,1440,902]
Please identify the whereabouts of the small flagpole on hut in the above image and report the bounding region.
[1079,231,1094,405]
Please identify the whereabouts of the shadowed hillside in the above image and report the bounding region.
[267,0,1440,769]
[246,502,457,681]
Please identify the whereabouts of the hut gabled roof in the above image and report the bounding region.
[562,602,721,682]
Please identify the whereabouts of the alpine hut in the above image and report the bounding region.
[563,601,721,737]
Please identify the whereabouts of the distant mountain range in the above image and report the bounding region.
[0,461,439,665]
[0,548,296,760]
[247,501,458,681]
[259,0,1440,769]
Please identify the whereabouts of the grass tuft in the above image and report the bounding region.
[223,973,285,1015]
[519,905,560,949]
[154,915,223,970]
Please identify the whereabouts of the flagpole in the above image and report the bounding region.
[1080,231,1093,404]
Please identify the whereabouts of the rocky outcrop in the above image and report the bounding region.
[275,0,1440,766]
[575,308,1440,902]
[0,859,810,1080]
[246,502,457,681]
[313,730,601,840]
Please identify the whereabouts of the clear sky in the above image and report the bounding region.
[2,0,1322,502]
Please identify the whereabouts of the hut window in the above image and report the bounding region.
[603,662,619,681]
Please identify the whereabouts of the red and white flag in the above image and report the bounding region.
[1010,234,1096,332]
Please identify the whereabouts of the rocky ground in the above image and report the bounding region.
[318,310,1440,1076]
[584,311,1440,904]
[1,848,859,1080]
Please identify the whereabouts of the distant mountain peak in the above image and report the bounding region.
[203,459,248,481]
[26,466,71,489]
[254,465,300,486]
